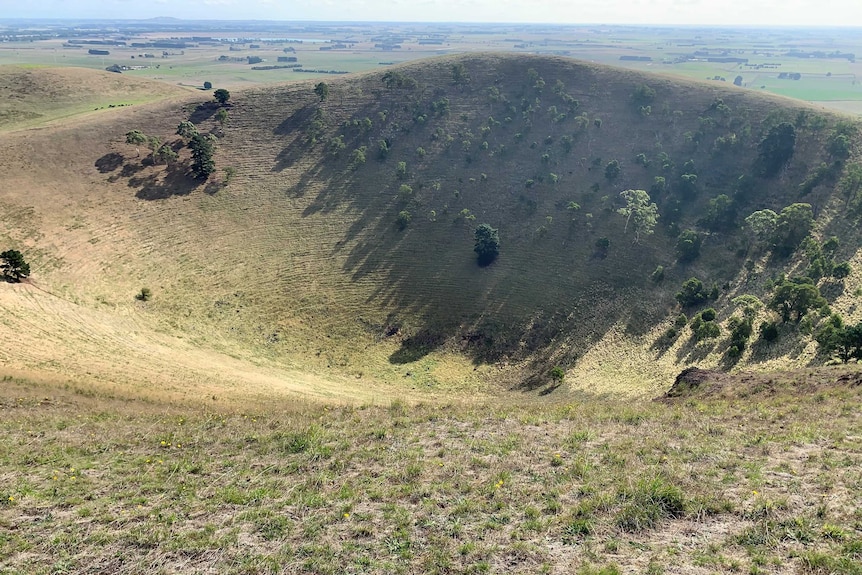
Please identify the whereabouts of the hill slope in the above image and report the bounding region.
[1,54,862,400]
[0,66,190,132]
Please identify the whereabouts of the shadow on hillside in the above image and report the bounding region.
[389,331,445,364]
[261,58,750,379]
[188,102,224,124]
[272,105,321,173]
[95,152,124,173]
[675,335,718,363]
[128,163,201,200]
[650,332,676,357]
[120,162,145,177]
[751,324,806,363]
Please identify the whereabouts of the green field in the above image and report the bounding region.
[1,22,861,113]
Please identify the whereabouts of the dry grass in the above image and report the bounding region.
[1,375,861,574]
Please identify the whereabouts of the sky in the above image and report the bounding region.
[0,0,860,27]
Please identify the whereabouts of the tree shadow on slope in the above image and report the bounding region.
[188,101,223,124]
[262,59,733,379]
[747,329,809,364]
[128,162,202,200]
[95,152,124,173]
[389,331,446,364]
[272,105,322,173]
[674,335,719,364]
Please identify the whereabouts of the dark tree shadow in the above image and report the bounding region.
[650,332,677,357]
[188,102,224,124]
[120,162,145,177]
[539,382,561,396]
[203,181,222,195]
[95,152,124,173]
[675,334,718,363]
[820,281,846,300]
[389,331,445,364]
[128,163,202,200]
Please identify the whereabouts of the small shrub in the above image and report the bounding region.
[693,320,720,341]
[650,265,665,283]
[349,147,367,170]
[396,161,408,179]
[397,211,412,230]
[377,139,390,160]
[549,366,565,382]
[136,287,152,302]
[604,159,621,181]
[397,184,413,200]
[675,277,708,308]
[700,308,716,322]
[215,108,229,126]
[675,229,702,262]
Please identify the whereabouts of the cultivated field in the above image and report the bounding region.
[1,22,861,113]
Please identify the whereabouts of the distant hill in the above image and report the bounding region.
[1,54,860,400]
[0,66,189,132]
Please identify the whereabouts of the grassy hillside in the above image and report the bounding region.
[1,54,862,399]
[0,66,190,132]
[1,372,861,574]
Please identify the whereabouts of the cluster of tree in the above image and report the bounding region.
[817,316,862,363]
[721,295,761,356]
[801,236,851,281]
[689,307,720,341]
[768,276,827,323]
[675,277,718,308]
[125,119,217,180]
[451,62,470,86]
[125,130,178,165]
[745,203,814,257]
[382,70,418,89]
[755,121,796,177]
[292,69,349,75]
[1,249,29,282]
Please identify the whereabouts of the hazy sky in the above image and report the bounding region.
[1,0,860,27]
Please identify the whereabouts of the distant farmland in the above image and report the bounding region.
[1,21,860,113]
